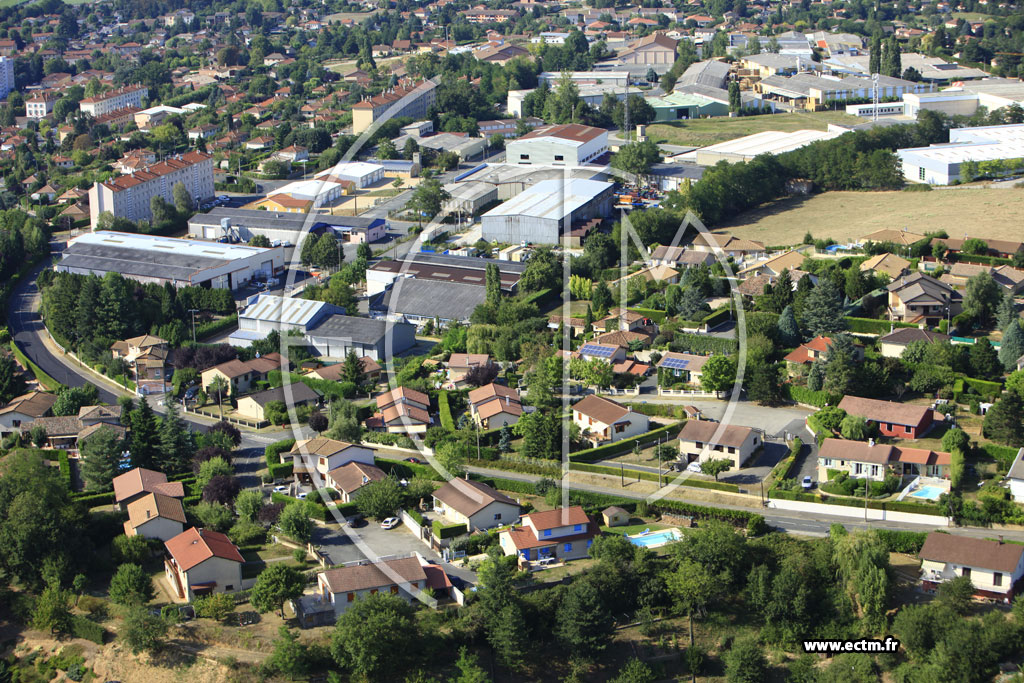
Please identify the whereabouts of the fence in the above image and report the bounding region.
[657,387,726,398]
[767,498,951,525]
[600,387,640,397]
[183,405,268,428]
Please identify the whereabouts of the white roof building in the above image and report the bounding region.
[272,179,344,207]
[231,293,343,345]
[694,129,843,165]
[314,161,385,189]
[480,178,615,245]
[898,123,1024,185]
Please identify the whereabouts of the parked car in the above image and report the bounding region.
[381,517,400,529]
[296,492,308,500]
[802,476,813,490]
[686,461,702,473]
[404,457,424,464]
[273,485,289,493]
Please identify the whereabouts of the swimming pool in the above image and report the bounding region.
[909,485,945,501]
[628,529,681,548]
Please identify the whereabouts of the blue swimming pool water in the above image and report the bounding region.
[909,486,944,501]
[629,529,681,547]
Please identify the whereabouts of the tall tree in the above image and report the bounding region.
[330,593,417,680]
[556,578,613,654]
[983,392,1024,446]
[777,305,801,347]
[1000,321,1024,371]
[0,352,25,404]
[80,426,125,491]
[129,396,160,470]
[160,402,193,473]
[485,262,501,307]
[249,564,305,617]
[800,279,846,337]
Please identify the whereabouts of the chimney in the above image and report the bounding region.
[868,438,875,447]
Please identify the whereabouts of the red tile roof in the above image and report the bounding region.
[165,527,244,571]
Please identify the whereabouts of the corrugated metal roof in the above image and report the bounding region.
[482,178,613,221]
[240,294,330,327]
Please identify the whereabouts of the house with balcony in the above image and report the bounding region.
[817,437,952,482]
[886,272,959,326]
[677,420,760,471]
[919,532,1024,601]
[498,506,598,564]
[572,395,650,446]
[164,527,244,600]
[432,477,520,531]
[200,353,286,395]
[288,438,376,488]
[110,334,169,385]
[446,353,491,388]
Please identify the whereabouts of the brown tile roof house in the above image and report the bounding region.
[572,394,631,425]
[919,532,1024,575]
[878,328,951,347]
[860,252,910,279]
[818,438,952,468]
[124,492,187,536]
[308,357,382,382]
[113,467,186,506]
[320,556,427,594]
[678,420,754,448]
[165,527,244,571]
[376,386,430,410]
[467,383,519,406]
[0,391,57,420]
[448,353,491,370]
[327,461,387,500]
[837,396,938,437]
[433,478,518,518]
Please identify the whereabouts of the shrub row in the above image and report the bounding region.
[406,508,425,525]
[361,432,417,449]
[72,490,115,506]
[784,384,839,408]
[9,341,61,391]
[702,306,732,329]
[432,520,467,539]
[979,443,1020,469]
[568,422,683,463]
[56,451,71,489]
[71,615,105,644]
[626,307,668,324]
[947,252,1012,267]
[469,475,538,496]
[876,529,929,554]
[195,314,238,341]
[668,332,738,355]
[267,371,356,401]
[819,493,947,516]
[266,439,296,466]
[438,391,455,431]
[376,457,444,482]
[961,376,1003,401]
[843,317,918,335]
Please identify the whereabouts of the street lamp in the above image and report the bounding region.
[188,309,199,343]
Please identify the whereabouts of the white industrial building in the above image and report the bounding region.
[538,71,631,86]
[456,164,608,200]
[903,81,1024,119]
[314,161,385,189]
[271,179,343,208]
[56,231,284,289]
[508,84,628,118]
[898,123,1024,185]
[481,178,615,245]
[505,124,609,167]
[694,129,844,165]
[188,209,386,249]
[442,181,498,216]
[230,293,415,360]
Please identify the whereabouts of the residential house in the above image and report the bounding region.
[236,384,321,422]
[657,352,710,385]
[110,334,169,384]
[288,438,376,488]
[838,396,940,439]
[326,461,388,502]
[447,353,491,388]
[690,233,766,261]
[919,532,1024,601]
[596,308,651,333]
[817,437,951,482]
[200,353,285,395]
[571,395,650,446]
[943,263,1024,295]
[677,420,760,471]
[617,33,678,65]
[578,342,627,364]
[26,411,125,453]
[547,315,587,336]
[123,492,187,541]
[498,506,598,564]
[933,236,1024,259]
[312,555,451,621]
[113,467,185,511]
[1007,448,1024,503]
[886,272,959,325]
[306,357,382,383]
[372,386,431,434]
[783,335,864,373]
[468,383,522,429]
[164,527,244,600]
[649,245,715,269]
[860,252,911,279]
[0,391,57,435]
[860,228,928,247]
[877,328,951,358]
[432,477,521,531]
[738,250,806,279]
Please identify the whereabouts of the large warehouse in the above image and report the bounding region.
[56,231,284,289]
[230,295,344,346]
[898,123,1024,185]
[188,208,386,247]
[480,178,615,245]
[366,252,526,296]
[694,129,843,165]
[505,124,609,167]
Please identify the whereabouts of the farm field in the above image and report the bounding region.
[648,110,863,148]
[715,187,1024,246]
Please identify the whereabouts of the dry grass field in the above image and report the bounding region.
[648,110,863,148]
[715,187,1024,247]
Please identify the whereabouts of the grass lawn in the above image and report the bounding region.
[952,11,998,21]
[648,110,862,148]
[716,187,1024,247]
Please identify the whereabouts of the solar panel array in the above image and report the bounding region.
[660,357,691,370]
[580,344,615,358]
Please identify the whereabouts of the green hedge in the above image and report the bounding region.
[702,307,731,329]
[815,493,947,516]
[844,317,917,335]
[9,341,61,391]
[569,461,740,492]
[266,439,296,466]
[962,376,1003,400]
[979,443,1019,469]
[432,520,467,539]
[407,508,425,525]
[520,288,553,306]
[270,492,331,521]
[767,487,820,503]
[71,615,105,644]
[469,475,537,496]
[267,371,354,400]
[876,529,928,553]
[196,314,238,340]
[329,502,359,519]
[568,422,683,463]
[438,390,455,431]
[72,490,115,506]
[784,384,840,408]
[948,252,1012,267]
[669,332,738,355]
[55,451,71,490]
[376,457,444,481]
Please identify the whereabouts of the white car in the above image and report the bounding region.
[296,492,308,500]
[273,485,289,493]
[802,476,814,490]
[686,461,703,473]
[381,517,400,530]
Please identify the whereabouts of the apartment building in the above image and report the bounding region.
[88,151,213,229]
[79,83,148,117]
[0,56,14,100]
[26,92,60,119]
[351,79,437,134]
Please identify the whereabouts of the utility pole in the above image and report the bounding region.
[872,73,879,122]
[864,474,869,522]
[188,309,199,343]
[623,79,630,144]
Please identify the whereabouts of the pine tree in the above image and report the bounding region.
[129,396,161,470]
[777,305,801,347]
[997,295,1018,332]
[800,279,846,337]
[73,277,100,347]
[160,402,194,473]
[80,425,124,491]
[591,280,612,317]
[869,33,882,74]
[999,321,1024,371]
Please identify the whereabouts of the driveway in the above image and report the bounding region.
[720,439,788,487]
[789,438,820,486]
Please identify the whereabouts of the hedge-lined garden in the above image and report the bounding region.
[265,438,296,481]
[569,421,684,463]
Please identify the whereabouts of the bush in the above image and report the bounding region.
[438,390,455,431]
[785,384,839,408]
[431,520,467,539]
[875,529,928,553]
[70,615,105,644]
[228,520,267,546]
